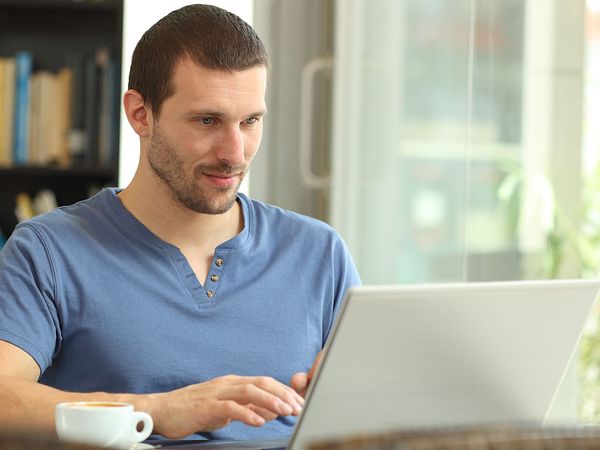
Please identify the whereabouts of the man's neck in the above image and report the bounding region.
[117,175,243,252]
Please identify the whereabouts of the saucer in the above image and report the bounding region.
[118,443,155,450]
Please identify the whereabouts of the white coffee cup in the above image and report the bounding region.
[55,402,153,448]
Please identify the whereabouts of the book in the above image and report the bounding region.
[83,52,100,167]
[66,53,87,166]
[53,67,73,167]
[12,51,33,166]
[30,71,61,165]
[106,58,120,168]
[0,57,16,167]
[14,192,35,222]
[33,189,58,215]
[0,59,6,166]
[96,47,118,168]
[22,67,74,167]
[65,48,119,169]
[28,72,41,164]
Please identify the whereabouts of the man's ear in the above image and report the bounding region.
[123,89,152,137]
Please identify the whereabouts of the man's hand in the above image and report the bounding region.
[148,375,305,439]
[289,351,323,398]
[0,340,307,439]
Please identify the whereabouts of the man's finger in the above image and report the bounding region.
[227,383,297,416]
[248,404,279,422]
[241,376,304,413]
[307,351,324,381]
[221,400,266,427]
[290,372,308,396]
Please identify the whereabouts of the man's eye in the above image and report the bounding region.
[200,117,215,125]
[244,117,260,125]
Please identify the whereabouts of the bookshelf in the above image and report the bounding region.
[0,167,114,237]
[0,0,123,240]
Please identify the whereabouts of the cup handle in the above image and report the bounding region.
[130,411,154,443]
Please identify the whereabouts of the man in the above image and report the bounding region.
[0,4,360,441]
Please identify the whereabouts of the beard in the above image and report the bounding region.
[147,125,246,215]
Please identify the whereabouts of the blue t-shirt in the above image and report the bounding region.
[0,188,360,440]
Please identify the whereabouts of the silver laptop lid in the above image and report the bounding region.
[289,279,600,450]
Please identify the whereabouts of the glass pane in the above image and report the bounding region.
[331,0,597,422]
[398,0,525,283]
[332,0,591,284]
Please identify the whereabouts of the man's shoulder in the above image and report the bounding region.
[241,194,337,237]
[14,188,114,238]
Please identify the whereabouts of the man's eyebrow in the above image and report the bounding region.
[188,110,225,117]
[250,109,268,117]
[186,109,268,117]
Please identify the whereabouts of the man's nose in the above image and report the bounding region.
[216,125,244,165]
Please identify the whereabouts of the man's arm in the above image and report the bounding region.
[0,340,304,439]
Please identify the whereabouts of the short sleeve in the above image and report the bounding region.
[0,223,61,373]
[323,232,362,344]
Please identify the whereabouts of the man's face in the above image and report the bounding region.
[146,58,267,214]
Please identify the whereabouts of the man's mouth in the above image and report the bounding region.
[203,172,241,188]
[204,172,238,178]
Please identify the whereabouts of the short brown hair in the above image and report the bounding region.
[128,4,268,118]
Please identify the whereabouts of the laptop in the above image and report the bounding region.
[159,279,600,450]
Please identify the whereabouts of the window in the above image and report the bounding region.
[328,0,600,420]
